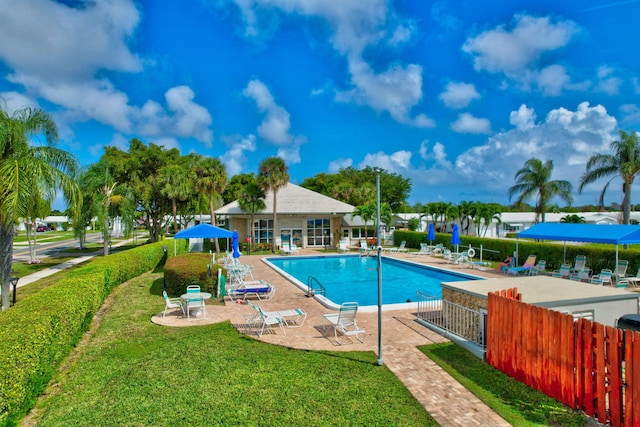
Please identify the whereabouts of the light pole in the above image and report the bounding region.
[375,168,383,366]
[10,277,19,306]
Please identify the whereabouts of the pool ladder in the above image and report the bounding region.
[307,276,325,297]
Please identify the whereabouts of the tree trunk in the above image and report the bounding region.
[250,213,255,252]
[0,223,15,310]
[172,198,178,234]
[622,180,632,224]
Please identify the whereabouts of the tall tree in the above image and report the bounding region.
[508,158,573,223]
[578,130,640,224]
[238,182,266,252]
[353,203,376,238]
[257,156,289,252]
[194,156,227,253]
[0,105,79,309]
[159,164,194,234]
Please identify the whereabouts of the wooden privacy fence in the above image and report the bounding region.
[487,290,640,427]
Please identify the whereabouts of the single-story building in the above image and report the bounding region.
[215,183,354,249]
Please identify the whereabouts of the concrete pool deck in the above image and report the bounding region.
[154,249,511,426]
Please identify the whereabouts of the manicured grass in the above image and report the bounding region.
[31,272,436,426]
[420,343,586,427]
[13,231,76,243]
[10,256,76,278]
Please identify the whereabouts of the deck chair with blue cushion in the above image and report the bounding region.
[613,259,629,283]
[507,255,537,276]
[552,263,571,279]
[226,281,275,302]
[571,255,587,274]
[322,302,365,345]
[590,269,613,286]
[528,260,547,276]
[569,268,592,282]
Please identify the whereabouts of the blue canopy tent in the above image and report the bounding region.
[173,223,234,255]
[516,223,640,265]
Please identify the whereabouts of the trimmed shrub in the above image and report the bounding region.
[0,241,167,425]
[164,253,225,296]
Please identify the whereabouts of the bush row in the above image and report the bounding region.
[0,241,168,426]
[393,230,640,273]
[164,253,225,296]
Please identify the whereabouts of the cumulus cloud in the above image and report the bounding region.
[454,102,617,189]
[328,158,353,173]
[510,104,537,130]
[451,113,492,134]
[357,150,412,173]
[462,14,580,95]
[0,0,214,149]
[220,134,257,176]
[419,140,452,168]
[439,82,480,109]
[242,79,305,164]
[230,0,432,127]
[620,104,640,126]
[0,91,38,113]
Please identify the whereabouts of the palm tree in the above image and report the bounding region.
[194,156,228,254]
[508,158,573,223]
[0,105,80,309]
[257,157,289,252]
[353,204,376,239]
[238,182,266,252]
[159,164,193,234]
[578,130,640,224]
[560,214,586,223]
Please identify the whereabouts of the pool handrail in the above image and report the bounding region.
[307,276,326,297]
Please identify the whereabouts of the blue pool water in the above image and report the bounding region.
[266,255,480,307]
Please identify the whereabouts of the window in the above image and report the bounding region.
[254,219,273,243]
[307,218,331,246]
[352,227,374,238]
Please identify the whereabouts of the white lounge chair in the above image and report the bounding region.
[281,242,292,255]
[613,259,629,283]
[551,264,571,279]
[591,269,613,286]
[322,302,365,345]
[569,268,592,282]
[244,302,306,337]
[226,282,275,302]
[571,255,587,274]
[528,260,547,276]
[338,239,350,252]
[290,243,300,254]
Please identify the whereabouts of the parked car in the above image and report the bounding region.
[616,314,640,332]
[36,225,51,232]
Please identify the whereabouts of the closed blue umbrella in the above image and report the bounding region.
[232,231,241,259]
[427,223,435,245]
[450,224,460,253]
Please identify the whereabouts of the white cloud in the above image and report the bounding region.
[230,0,432,127]
[454,102,617,189]
[0,1,214,149]
[243,79,292,145]
[242,79,305,164]
[419,140,452,168]
[220,134,257,176]
[510,104,537,130]
[439,82,480,109]
[451,113,492,134]
[620,104,640,125]
[595,66,622,95]
[328,158,353,173]
[358,150,412,173]
[0,91,38,113]
[462,14,579,94]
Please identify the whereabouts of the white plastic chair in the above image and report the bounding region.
[162,290,185,318]
[186,285,201,293]
[186,296,206,321]
[322,302,365,345]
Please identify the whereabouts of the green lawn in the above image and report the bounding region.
[31,272,435,426]
[420,343,586,426]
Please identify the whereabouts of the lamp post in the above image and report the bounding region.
[375,168,383,366]
[10,277,19,306]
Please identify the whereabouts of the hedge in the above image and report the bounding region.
[164,253,225,296]
[0,241,168,426]
[393,230,640,273]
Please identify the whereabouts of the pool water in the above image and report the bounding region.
[266,255,480,307]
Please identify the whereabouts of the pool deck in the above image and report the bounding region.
[154,249,511,426]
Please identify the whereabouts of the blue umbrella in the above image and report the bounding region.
[427,223,435,245]
[232,231,241,259]
[450,224,460,253]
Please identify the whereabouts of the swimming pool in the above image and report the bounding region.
[265,255,482,308]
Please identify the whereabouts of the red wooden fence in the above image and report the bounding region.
[487,290,640,427]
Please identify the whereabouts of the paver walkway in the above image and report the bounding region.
[154,249,512,426]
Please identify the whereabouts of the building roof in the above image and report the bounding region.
[443,276,638,307]
[216,183,355,216]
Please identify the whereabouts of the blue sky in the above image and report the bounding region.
[1,0,640,209]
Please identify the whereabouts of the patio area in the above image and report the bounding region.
[153,249,510,426]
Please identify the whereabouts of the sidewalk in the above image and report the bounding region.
[15,240,133,288]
